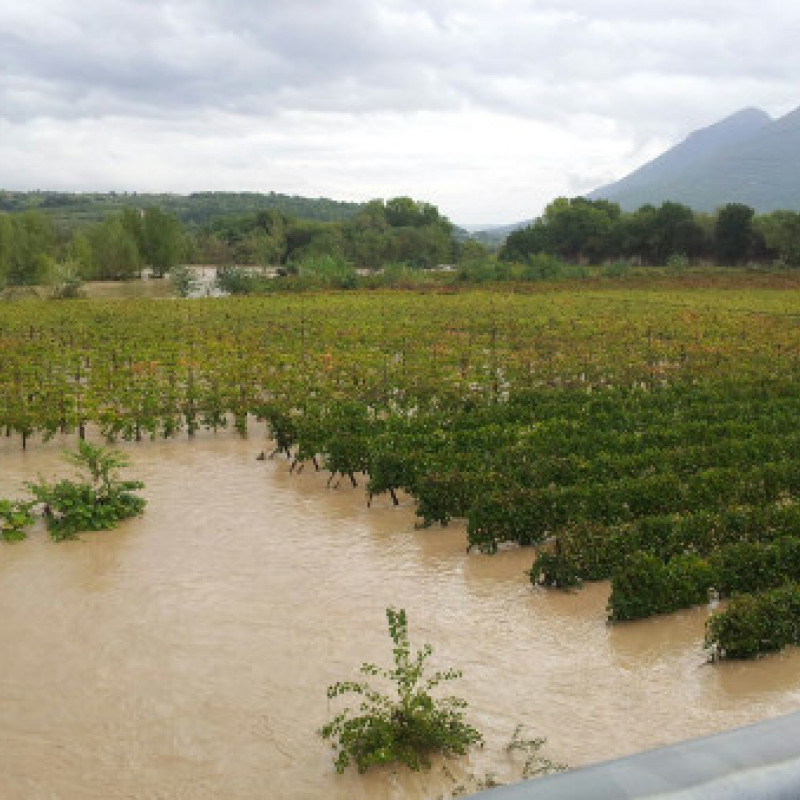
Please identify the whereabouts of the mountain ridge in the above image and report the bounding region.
[588,103,800,212]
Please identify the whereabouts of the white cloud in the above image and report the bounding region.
[1,0,798,222]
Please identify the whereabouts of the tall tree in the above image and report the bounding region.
[141,208,185,277]
[87,216,141,280]
[714,203,761,265]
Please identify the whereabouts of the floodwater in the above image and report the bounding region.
[1,431,799,800]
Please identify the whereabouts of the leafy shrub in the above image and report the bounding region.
[705,583,800,660]
[215,265,263,294]
[608,551,715,621]
[169,264,198,297]
[600,260,631,278]
[710,537,800,596]
[416,471,482,528]
[666,253,689,273]
[0,499,35,542]
[607,551,671,621]
[528,544,582,589]
[609,535,800,622]
[664,553,717,610]
[319,607,483,773]
[467,487,564,553]
[297,254,357,289]
[48,260,84,299]
[27,441,146,540]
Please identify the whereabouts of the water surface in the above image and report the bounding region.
[1,432,798,799]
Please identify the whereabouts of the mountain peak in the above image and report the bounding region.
[682,106,771,144]
[588,104,800,212]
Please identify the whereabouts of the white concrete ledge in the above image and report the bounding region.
[469,711,800,799]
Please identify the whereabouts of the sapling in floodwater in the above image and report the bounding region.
[27,440,146,540]
[319,607,483,774]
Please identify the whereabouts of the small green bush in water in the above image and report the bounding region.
[0,499,35,542]
[319,607,483,773]
[27,440,146,540]
[705,583,800,660]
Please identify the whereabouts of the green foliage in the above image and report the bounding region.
[666,253,689,273]
[26,441,146,540]
[86,215,142,280]
[499,198,716,267]
[714,203,763,265]
[0,211,58,286]
[319,607,483,774]
[48,260,85,299]
[297,254,357,289]
[215,265,265,294]
[6,289,800,657]
[607,551,672,621]
[169,264,198,297]
[140,207,186,276]
[0,499,35,542]
[756,210,800,267]
[608,534,800,623]
[528,544,583,589]
[0,189,362,228]
[705,583,800,660]
[608,550,716,621]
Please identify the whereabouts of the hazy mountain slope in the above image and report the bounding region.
[590,103,800,213]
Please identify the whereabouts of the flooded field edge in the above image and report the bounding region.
[1,430,799,799]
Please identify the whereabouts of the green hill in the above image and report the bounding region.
[0,190,364,229]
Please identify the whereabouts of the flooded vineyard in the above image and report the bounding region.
[1,431,799,799]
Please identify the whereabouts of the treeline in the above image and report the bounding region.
[7,189,800,293]
[0,196,466,290]
[198,197,457,269]
[500,197,800,267]
[0,207,186,288]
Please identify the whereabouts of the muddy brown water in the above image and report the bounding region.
[1,431,799,799]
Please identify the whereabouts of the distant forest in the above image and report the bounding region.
[0,192,469,287]
[0,190,363,227]
[2,190,800,291]
[500,197,800,269]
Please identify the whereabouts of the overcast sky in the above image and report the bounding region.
[2,1,798,225]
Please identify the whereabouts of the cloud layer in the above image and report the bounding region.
[1,1,798,223]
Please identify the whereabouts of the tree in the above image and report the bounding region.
[141,208,186,277]
[714,203,762,265]
[648,202,706,265]
[0,213,13,287]
[498,198,620,264]
[384,197,448,229]
[756,210,800,267]
[0,211,58,286]
[192,231,233,265]
[499,221,551,263]
[285,220,344,264]
[458,238,490,266]
[343,198,455,269]
[86,216,141,280]
[67,230,95,277]
[540,197,620,263]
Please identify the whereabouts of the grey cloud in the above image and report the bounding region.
[2,0,800,221]
[2,0,798,126]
